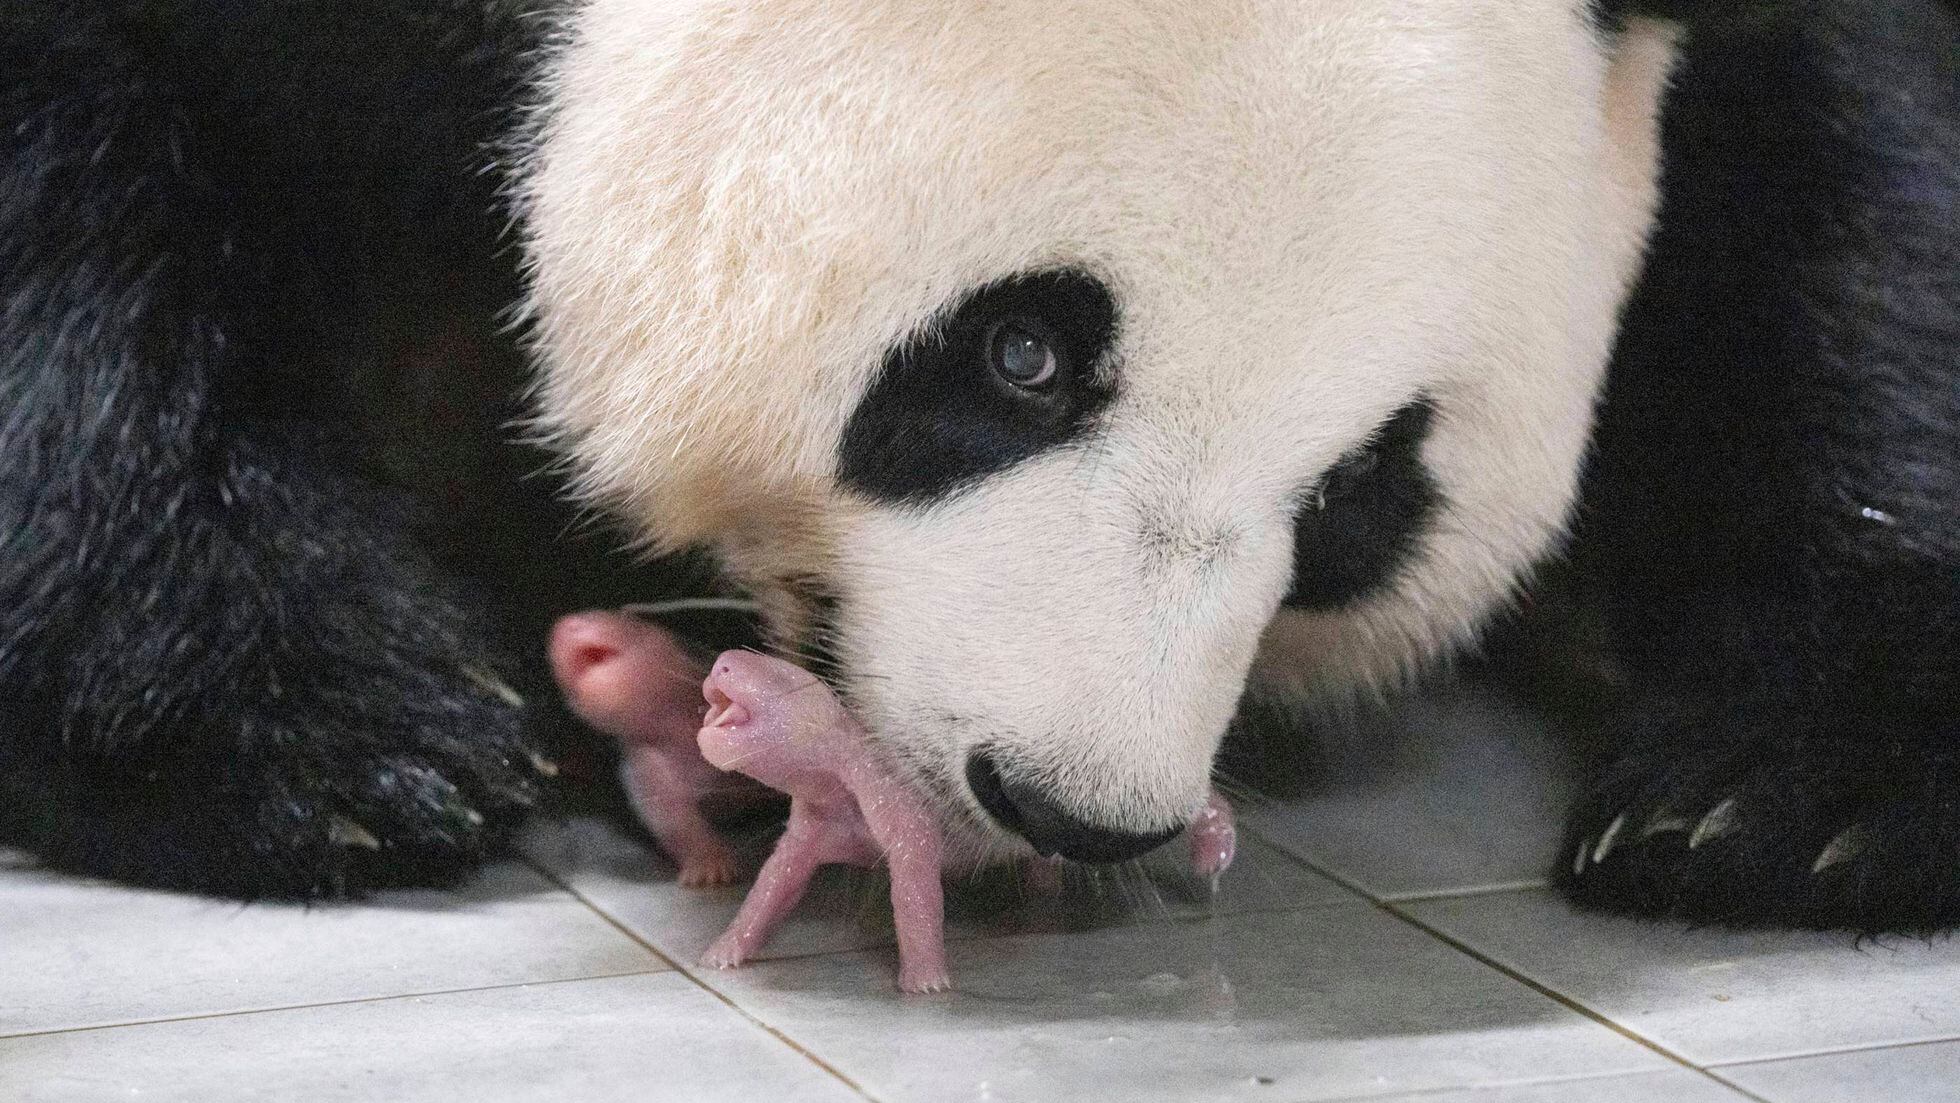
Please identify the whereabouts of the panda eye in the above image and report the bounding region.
[838,269,1118,504]
[985,319,1060,389]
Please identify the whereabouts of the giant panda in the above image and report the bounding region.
[3,0,1956,933]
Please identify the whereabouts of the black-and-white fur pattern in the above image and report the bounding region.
[522,0,1674,860]
[3,0,1956,930]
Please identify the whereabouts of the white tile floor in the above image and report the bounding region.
[6,683,1957,1102]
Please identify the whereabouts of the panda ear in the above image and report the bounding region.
[1593,5,1681,289]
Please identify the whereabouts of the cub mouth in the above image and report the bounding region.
[700,670,750,729]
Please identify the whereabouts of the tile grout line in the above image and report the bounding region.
[521,855,887,1103]
[1381,880,1551,905]
[1236,824,1773,1103]
[1235,821,1547,905]
[0,970,672,1043]
[1709,1031,1960,1070]
[1230,822,1381,904]
[1382,907,1772,1103]
[1305,1067,1731,1103]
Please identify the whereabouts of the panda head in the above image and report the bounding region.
[522,0,1678,862]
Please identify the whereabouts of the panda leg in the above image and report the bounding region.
[1563,330,1960,931]
[0,31,545,896]
[1558,0,1960,933]
[0,430,551,899]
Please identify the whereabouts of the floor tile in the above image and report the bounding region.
[521,814,1354,970]
[0,862,661,1036]
[1405,888,1960,1064]
[1719,1040,1960,1103]
[1356,1069,1750,1102]
[1243,686,1576,900]
[0,972,861,1103]
[700,905,1667,1103]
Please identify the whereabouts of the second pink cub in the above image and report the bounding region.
[550,609,1237,994]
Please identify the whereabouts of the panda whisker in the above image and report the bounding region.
[1208,769,1276,812]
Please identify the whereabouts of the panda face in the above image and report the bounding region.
[523,0,1678,859]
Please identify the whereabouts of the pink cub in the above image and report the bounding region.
[550,609,1238,996]
[548,611,744,887]
[696,650,951,994]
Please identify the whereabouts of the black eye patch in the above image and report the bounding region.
[837,270,1118,506]
[1283,398,1441,610]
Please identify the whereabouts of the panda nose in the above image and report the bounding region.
[965,751,1182,863]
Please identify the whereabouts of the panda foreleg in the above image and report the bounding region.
[1558,0,1960,934]
[0,425,550,898]
[0,23,545,896]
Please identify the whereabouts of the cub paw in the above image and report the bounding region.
[676,846,744,888]
[898,964,953,994]
[700,935,751,971]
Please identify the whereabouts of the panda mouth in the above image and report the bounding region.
[962,752,1032,840]
[751,580,1083,861]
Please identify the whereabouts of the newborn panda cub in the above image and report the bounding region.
[548,612,752,887]
[550,610,1237,993]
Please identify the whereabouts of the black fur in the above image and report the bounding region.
[1590,0,1737,34]
[1283,399,1441,611]
[1559,0,1960,932]
[838,270,1119,506]
[0,1,674,898]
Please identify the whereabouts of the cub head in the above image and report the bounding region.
[521,0,1677,862]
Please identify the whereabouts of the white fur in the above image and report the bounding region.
[522,1,1677,846]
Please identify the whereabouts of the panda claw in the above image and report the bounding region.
[446,800,485,828]
[1688,797,1738,850]
[328,815,383,850]
[1811,825,1872,874]
[1640,812,1691,839]
[463,663,526,708]
[1590,813,1628,864]
[1572,838,1592,877]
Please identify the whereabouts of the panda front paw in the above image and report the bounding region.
[1560,714,1960,934]
[30,653,555,900]
[261,660,553,896]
